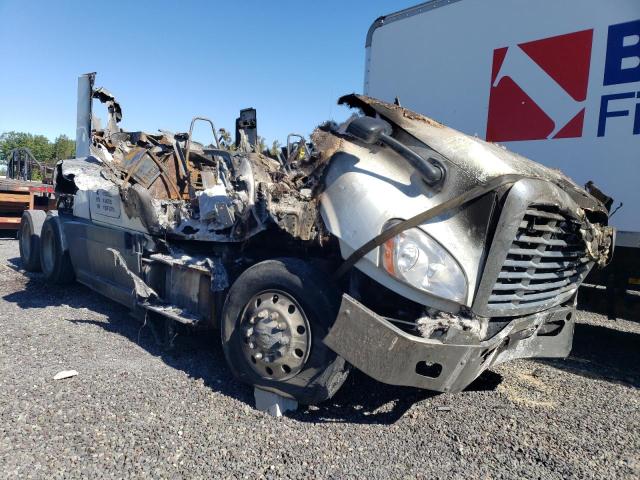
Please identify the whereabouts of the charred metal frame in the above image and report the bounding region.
[5,148,53,183]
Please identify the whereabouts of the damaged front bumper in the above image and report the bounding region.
[323,294,574,393]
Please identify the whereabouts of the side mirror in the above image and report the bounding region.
[345,115,445,187]
[345,116,392,145]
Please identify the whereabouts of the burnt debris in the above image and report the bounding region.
[77,87,338,246]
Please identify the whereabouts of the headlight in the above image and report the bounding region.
[381,221,467,303]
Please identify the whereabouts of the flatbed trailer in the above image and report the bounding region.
[0,178,54,230]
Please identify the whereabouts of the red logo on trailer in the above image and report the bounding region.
[486,29,593,142]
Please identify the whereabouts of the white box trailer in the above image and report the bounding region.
[364,0,640,289]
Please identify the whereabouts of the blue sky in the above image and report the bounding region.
[0,0,417,146]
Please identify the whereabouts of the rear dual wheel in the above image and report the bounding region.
[19,211,74,284]
[221,258,349,405]
[19,210,46,271]
[39,214,75,284]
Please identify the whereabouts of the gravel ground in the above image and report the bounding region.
[0,236,638,479]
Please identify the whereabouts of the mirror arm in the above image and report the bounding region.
[379,133,445,186]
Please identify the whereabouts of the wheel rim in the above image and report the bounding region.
[41,225,55,275]
[19,221,31,260]
[239,290,311,381]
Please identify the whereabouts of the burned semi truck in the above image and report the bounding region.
[19,73,614,404]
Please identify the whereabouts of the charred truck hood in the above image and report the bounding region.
[319,94,613,313]
[320,95,614,393]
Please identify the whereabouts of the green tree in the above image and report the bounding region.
[217,128,238,151]
[0,131,75,165]
[257,136,267,154]
[269,140,281,158]
[52,134,75,161]
[0,131,51,162]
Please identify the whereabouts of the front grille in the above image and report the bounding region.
[487,204,591,313]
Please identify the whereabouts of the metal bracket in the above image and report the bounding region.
[253,388,298,417]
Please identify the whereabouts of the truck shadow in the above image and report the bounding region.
[537,321,640,389]
[3,257,502,424]
[6,255,636,424]
[577,284,640,322]
[293,374,437,424]
[292,369,503,425]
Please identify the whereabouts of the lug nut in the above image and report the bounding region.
[254,352,263,360]
[245,327,254,337]
[277,322,287,330]
[248,342,255,349]
[270,312,280,321]
[257,311,269,319]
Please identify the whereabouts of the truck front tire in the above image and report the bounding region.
[40,214,75,285]
[19,210,47,272]
[221,258,349,405]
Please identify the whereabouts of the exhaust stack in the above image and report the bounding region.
[75,72,95,158]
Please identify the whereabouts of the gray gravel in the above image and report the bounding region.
[0,236,638,479]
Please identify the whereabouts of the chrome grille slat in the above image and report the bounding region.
[507,247,584,258]
[489,284,578,303]
[514,234,579,247]
[497,268,580,280]
[524,209,566,221]
[488,291,577,310]
[487,204,591,313]
[518,222,564,233]
[492,275,580,292]
[502,258,589,269]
